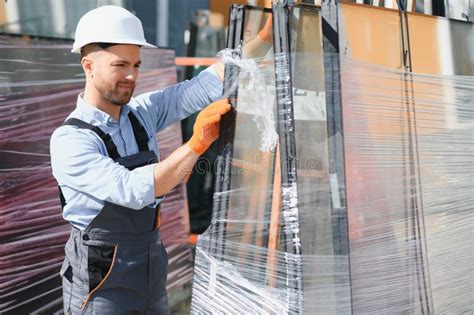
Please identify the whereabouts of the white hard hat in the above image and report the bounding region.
[71,5,157,53]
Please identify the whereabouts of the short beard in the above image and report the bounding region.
[96,82,135,106]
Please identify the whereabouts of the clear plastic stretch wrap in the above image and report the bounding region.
[191,4,473,314]
[341,58,473,314]
[192,53,474,315]
[0,35,192,313]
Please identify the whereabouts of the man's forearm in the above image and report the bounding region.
[242,36,272,59]
[153,144,199,197]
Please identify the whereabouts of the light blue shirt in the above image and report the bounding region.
[50,69,223,230]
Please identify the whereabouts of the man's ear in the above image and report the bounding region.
[81,56,94,78]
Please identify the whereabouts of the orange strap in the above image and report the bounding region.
[189,234,198,245]
[155,206,161,229]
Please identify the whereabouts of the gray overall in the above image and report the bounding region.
[58,112,169,314]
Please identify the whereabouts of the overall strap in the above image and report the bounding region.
[63,118,121,160]
[127,112,149,152]
[58,118,122,210]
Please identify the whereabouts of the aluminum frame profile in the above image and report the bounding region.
[318,3,355,313]
[211,4,273,260]
[396,1,433,313]
[209,4,244,258]
[271,2,304,312]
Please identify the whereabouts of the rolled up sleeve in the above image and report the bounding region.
[51,127,156,210]
[133,68,223,134]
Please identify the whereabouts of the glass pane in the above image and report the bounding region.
[408,13,474,313]
[289,6,341,314]
[193,3,474,314]
[339,4,474,313]
[339,4,426,313]
[223,7,275,277]
[192,6,280,314]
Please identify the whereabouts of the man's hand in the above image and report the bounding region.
[210,15,272,80]
[258,16,273,43]
[242,15,273,59]
[152,99,230,196]
[188,99,231,154]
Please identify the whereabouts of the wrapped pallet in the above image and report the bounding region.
[0,35,193,313]
[191,3,473,314]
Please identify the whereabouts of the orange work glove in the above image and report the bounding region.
[258,15,273,43]
[188,99,231,154]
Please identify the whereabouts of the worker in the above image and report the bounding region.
[49,5,230,314]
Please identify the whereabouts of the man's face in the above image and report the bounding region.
[88,44,141,106]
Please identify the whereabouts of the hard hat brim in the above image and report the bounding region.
[71,40,157,53]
